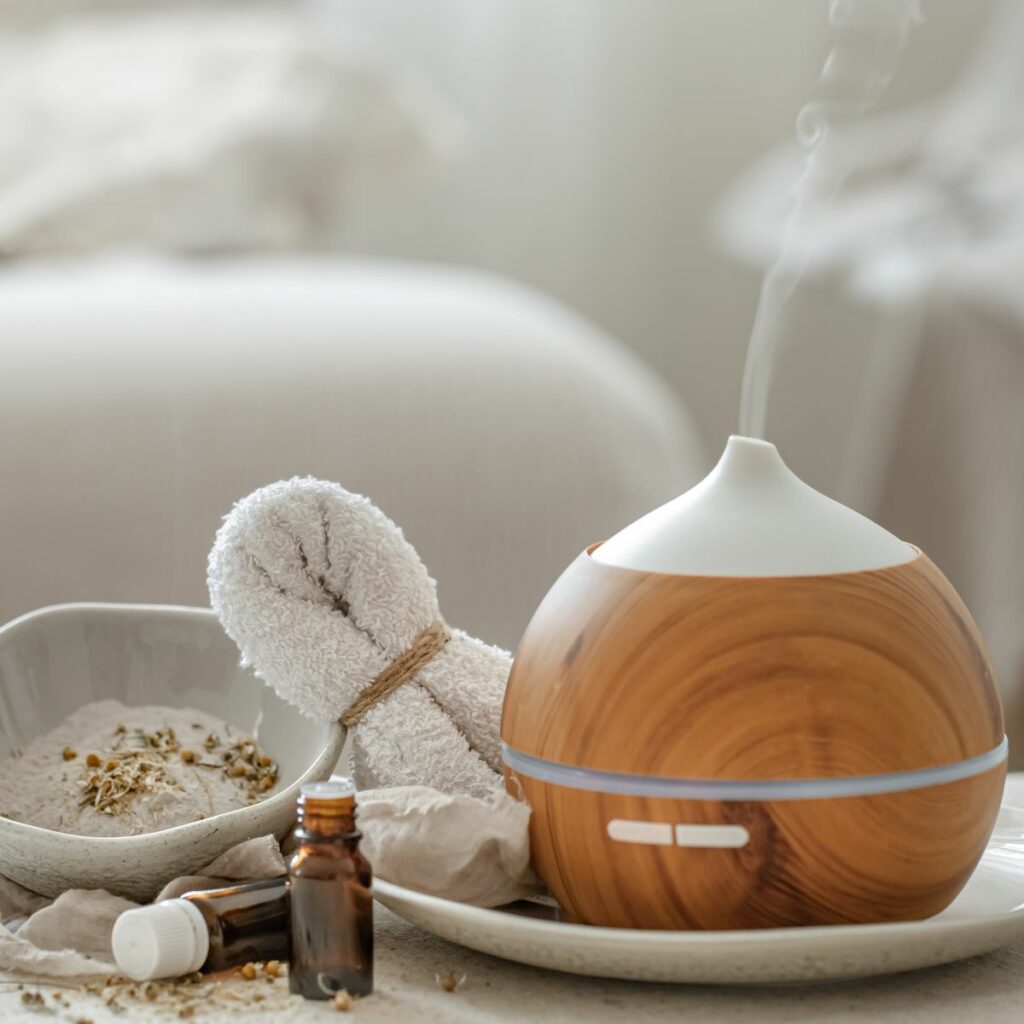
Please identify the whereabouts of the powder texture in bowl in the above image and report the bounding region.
[0,699,279,837]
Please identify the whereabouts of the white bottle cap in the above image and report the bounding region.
[111,899,209,981]
[301,778,356,799]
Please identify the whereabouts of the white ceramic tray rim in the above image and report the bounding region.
[374,802,1024,985]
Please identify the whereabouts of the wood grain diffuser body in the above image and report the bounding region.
[501,436,1006,930]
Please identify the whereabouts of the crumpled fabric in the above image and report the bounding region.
[0,835,286,979]
[359,785,537,908]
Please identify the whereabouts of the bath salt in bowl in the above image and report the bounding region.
[0,603,345,901]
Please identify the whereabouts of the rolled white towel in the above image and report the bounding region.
[207,477,509,798]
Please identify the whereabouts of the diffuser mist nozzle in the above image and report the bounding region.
[593,435,915,577]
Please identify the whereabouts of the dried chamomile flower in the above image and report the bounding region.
[436,970,466,992]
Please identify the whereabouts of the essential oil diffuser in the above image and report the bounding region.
[501,436,1006,930]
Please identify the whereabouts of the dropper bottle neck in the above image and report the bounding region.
[295,781,360,843]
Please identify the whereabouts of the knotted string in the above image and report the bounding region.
[340,621,450,728]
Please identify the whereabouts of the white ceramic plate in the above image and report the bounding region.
[374,803,1024,984]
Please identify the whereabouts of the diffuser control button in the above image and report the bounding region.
[606,819,751,848]
[674,824,750,848]
[606,820,673,846]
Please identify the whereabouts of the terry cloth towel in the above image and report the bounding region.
[207,477,511,798]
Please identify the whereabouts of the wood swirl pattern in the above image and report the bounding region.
[502,549,1004,780]
[507,763,1006,930]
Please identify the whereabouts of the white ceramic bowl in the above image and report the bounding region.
[0,603,345,901]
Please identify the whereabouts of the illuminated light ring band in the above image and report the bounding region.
[501,736,1009,801]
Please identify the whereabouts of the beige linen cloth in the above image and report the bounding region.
[0,785,533,980]
[0,835,285,979]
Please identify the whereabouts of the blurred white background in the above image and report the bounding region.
[336,0,997,451]
[2,0,1022,751]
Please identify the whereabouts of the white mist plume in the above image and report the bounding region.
[737,0,922,440]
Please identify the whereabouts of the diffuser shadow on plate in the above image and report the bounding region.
[373,803,1024,985]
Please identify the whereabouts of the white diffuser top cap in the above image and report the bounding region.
[594,435,916,577]
[112,899,208,981]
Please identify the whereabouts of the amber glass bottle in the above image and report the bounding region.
[185,878,291,968]
[288,779,373,999]
[112,877,290,981]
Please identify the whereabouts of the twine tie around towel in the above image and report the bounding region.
[340,621,451,728]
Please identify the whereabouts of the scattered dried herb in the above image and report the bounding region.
[436,970,466,993]
[79,965,293,1018]
[3,702,282,838]
[77,749,176,817]
[74,722,278,820]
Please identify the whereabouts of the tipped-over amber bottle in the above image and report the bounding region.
[288,779,373,1000]
[112,877,290,981]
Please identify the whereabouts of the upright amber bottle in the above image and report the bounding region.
[288,779,373,999]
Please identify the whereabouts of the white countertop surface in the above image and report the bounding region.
[3,775,1023,1023]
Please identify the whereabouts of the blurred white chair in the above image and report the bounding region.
[0,257,705,650]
